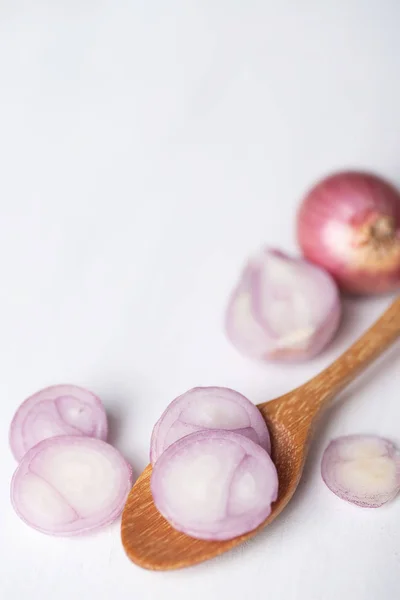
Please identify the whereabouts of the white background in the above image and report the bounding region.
[1,2,400,599]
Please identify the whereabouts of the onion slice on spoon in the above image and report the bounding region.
[151,430,278,541]
[150,386,271,464]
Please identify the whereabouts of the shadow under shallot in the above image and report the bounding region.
[99,390,141,485]
[106,407,125,448]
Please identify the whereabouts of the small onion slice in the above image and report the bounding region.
[151,430,278,541]
[9,385,108,461]
[150,386,271,464]
[321,435,400,508]
[11,435,132,535]
[225,248,341,362]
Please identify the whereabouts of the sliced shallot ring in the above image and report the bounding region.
[150,386,271,464]
[151,430,278,541]
[11,435,132,535]
[225,248,341,362]
[9,384,108,461]
[321,434,400,508]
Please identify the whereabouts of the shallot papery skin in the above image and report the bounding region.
[9,384,108,461]
[11,436,132,535]
[150,386,271,464]
[297,171,400,294]
[151,430,278,541]
[225,248,341,362]
[321,435,400,508]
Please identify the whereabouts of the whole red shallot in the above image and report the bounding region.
[297,171,400,294]
[225,248,341,362]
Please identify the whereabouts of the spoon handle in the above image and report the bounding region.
[308,296,400,404]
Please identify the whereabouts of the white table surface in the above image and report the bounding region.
[1,2,400,599]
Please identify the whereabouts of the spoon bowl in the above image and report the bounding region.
[121,297,400,570]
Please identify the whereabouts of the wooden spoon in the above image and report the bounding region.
[121,296,400,571]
